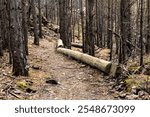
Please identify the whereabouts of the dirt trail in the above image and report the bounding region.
[27,35,114,100]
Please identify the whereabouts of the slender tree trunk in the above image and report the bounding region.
[0,0,3,56]
[96,0,103,48]
[85,0,89,53]
[38,0,42,38]
[0,21,3,56]
[99,0,103,48]
[80,0,86,53]
[109,0,114,61]
[107,0,112,49]
[59,0,65,44]
[88,0,95,56]
[22,0,28,55]
[31,0,39,45]
[1,0,9,50]
[66,0,72,49]
[140,0,144,65]
[114,0,119,55]
[7,0,13,64]
[146,0,150,54]
[45,0,48,20]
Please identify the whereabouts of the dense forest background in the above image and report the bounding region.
[0,0,150,100]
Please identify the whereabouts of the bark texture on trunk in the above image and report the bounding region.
[9,0,28,76]
[31,0,39,45]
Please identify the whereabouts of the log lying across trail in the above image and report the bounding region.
[57,39,119,76]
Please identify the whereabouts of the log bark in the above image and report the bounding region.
[71,43,83,48]
[57,47,113,74]
[57,40,119,76]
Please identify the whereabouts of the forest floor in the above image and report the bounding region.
[1,27,150,100]
[0,28,116,100]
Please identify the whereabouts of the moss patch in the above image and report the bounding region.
[125,74,150,92]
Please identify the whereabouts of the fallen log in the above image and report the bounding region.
[71,43,82,48]
[57,49,118,76]
[57,40,119,76]
[57,47,112,74]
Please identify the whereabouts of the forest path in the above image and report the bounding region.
[28,33,114,100]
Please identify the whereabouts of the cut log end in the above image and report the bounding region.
[57,39,64,48]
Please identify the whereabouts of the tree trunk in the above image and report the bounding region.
[140,0,144,66]
[59,0,72,49]
[80,0,86,53]
[9,0,28,76]
[1,0,9,50]
[0,20,3,56]
[120,0,131,64]
[107,0,112,50]
[38,0,42,38]
[45,0,48,20]
[87,0,95,56]
[146,0,150,54]
[22,0,28,55]
[0,0,3,56]
[31,0,39,45]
